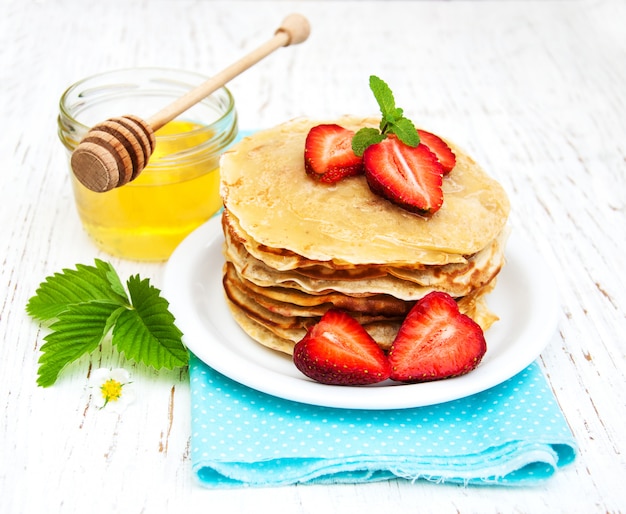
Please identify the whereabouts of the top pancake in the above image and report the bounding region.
[220,116,510,266]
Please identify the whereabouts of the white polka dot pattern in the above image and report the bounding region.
[189,356,576,488]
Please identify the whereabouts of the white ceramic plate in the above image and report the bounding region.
[163,216,559,410]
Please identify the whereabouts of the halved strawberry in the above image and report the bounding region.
[388,291,487,383]
[304,124,363,183]
[417,129,456,174]
[363,136,444,215]
[293,309,391,386]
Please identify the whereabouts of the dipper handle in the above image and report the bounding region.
[148,13,310,130]
[71,13,311,193]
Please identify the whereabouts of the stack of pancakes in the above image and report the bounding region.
[219,116,510,355]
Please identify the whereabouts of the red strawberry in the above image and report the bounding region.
[388,291,487,383]
[363,136,444,215]
[304,124,363,183]
[293,309,391,386]
[417,129,456,174]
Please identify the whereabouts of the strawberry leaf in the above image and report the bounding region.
[28,260,187,387]
[112,275,187,369]
[37,302,122,387]
[26,260,128,322]
[104,264,128,300]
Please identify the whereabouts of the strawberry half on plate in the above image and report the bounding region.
[388,291,487,383]
[293,309,391,386]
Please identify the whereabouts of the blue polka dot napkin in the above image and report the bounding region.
[189,355,576,488]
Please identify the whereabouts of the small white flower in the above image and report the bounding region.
[89,368,135,412]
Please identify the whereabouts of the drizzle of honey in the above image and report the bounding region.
[72,120,223,261]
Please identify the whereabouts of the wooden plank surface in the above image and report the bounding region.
[1,0,624,512]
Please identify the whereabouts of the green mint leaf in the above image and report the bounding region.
[352,127,386,156]
[389,117,420,148]
[369,75,396,121]
[26,259,128,322]
[381,108,404,127]
[365,75,420,147]
[112,275,187,370]
[36,302,120,387]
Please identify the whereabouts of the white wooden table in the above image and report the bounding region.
[2,1,625,512]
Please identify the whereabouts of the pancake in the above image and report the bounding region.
[220,116,510,267]
[224,209,508,299]
[219,116,510,355]
[223,273,498,355]
[223,262,412,317]
[225,298,403,351]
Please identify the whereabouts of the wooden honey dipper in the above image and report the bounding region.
[71,13,310,193]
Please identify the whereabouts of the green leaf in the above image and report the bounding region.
[392,107,404,119]
[112,275,187,370]
[352,127,386,156]
[104,263,128,300]
[28,259,187,387]
[365,75,419,148]
[389,117,420,148]
[37,302,120,387]
[26,260,128,322]
[369,75,396,120]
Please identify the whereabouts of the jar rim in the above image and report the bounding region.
[58,66,236,142]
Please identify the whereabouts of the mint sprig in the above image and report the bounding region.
[26,260,187,387]
[352,75,420,156]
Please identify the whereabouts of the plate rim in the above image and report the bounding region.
[164,216,560,410]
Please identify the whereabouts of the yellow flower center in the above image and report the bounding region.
[101,378,123,403]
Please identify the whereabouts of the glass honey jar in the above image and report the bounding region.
[58,67,238,261]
